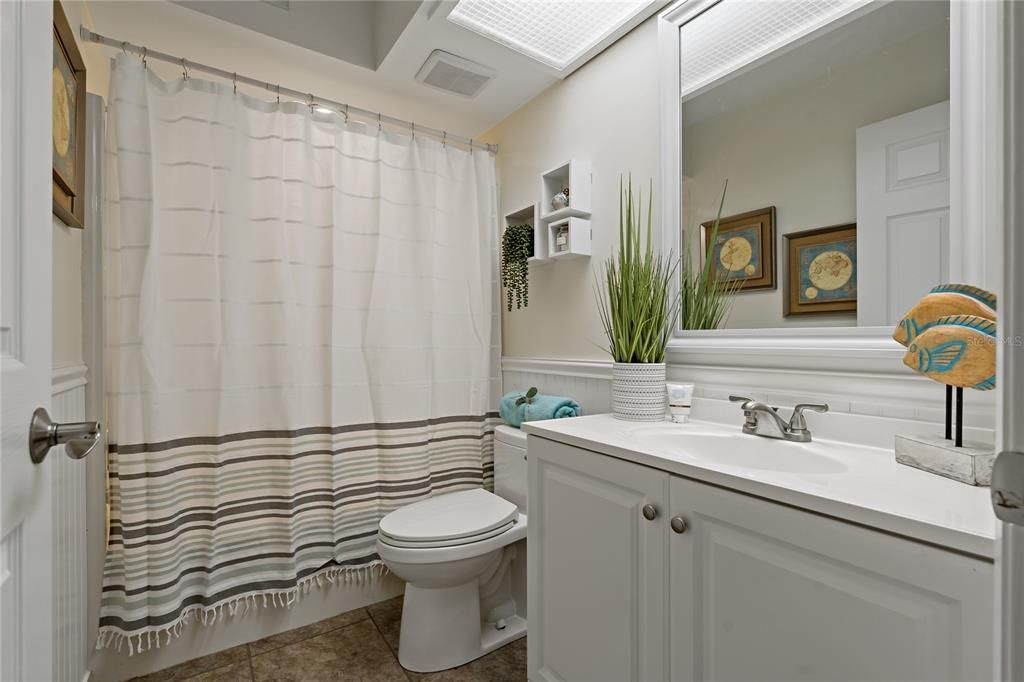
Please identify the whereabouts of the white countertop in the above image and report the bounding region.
[521,413,997,559]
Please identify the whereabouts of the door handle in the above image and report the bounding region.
[29,407,101,464]
[992,450,1024,525]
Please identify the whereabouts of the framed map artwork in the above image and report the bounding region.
[784,224,857,315]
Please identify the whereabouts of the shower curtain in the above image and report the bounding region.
[98,55,500,652]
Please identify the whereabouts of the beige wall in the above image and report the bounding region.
[483,17,660,360]
[52,1,103,369]
[52,216,84,367]
[681,22,950,329]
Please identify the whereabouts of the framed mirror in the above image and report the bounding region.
[657,0,1002,371]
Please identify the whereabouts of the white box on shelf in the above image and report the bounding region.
[541,160,591,222]
[547,217,591,259]
[504,203,547,264]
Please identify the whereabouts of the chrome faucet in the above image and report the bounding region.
[729,396,829,443]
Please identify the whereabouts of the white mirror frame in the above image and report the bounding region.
[656,0,1004,374]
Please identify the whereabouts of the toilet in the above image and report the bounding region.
[376,425,529,673]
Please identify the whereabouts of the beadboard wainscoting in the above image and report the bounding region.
[52,364,91,682]
[502,358,613,416]
[501,356,996,428]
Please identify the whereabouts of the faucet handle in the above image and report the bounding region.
[729,396,758,428]
[789,403,829,432]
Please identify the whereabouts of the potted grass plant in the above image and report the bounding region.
[596,178,680,421]
[596,178,737,421]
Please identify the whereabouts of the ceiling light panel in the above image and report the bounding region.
[679,0,872,98]
[448,0,650,71]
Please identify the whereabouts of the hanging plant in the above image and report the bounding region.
[501,224,534,311]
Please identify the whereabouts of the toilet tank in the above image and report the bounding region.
[493,425,528,514]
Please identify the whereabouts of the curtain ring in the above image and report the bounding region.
[181,57,189,81]
[308,94,315,113]
[233,73,238,95]
[469,138,474,153]
[411,122,415,139]
[442,131,447,148]
[141,46,147,69]
[120,41,128,55]
[377,112,382,132]
[343,104,349,124]
[276,85,281,104]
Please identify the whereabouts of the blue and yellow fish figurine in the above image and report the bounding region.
[893,283,997,346]
[903,314,996,390]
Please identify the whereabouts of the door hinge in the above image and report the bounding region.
[991,450,1024,525]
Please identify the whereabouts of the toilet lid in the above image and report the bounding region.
[378,488,518,545]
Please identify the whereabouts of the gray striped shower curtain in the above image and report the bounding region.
[99,55,500,652]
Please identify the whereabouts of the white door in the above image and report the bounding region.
[1,1,55,680]
[527,437,669,682]
[856,100,950,326]
[668,475,992,681]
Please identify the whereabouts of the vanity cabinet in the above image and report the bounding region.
[527,437,994,682]
[527,436,670,682]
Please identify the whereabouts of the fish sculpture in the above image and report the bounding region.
[903,314,997,390]
[893,283,997,346]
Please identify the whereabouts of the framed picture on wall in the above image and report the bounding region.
[700,206,776,292]
[784,223,857,316]
[52,0,87,229]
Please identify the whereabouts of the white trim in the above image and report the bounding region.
[996,0,1024,676]
[502,357,611,381]
[502,354,995,428]
[666,327,904,373]
[950,0,1004,294]
[52,364,87,396]
[656,0,716,256]
[655,0,1004,372]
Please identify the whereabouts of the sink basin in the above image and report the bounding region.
[633,425,848,475]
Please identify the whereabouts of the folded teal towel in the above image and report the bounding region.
[499,391,581,427]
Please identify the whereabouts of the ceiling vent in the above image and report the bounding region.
[415,50,495,98]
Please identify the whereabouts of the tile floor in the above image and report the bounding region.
[130,595,527,682]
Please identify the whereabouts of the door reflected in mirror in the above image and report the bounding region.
[680,0,950,330]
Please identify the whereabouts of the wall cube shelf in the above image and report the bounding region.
[540,160,592,223]
[504,203,548,264]
[548,217,591,259]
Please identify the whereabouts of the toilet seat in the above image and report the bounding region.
[380,518,516,548]
[379,488,518,549]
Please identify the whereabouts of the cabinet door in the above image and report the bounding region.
[669,475,993,682]
[528,437,670,682]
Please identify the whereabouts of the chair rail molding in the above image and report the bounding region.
[655,0,1004,372]
[52,364,88,396]
[501,355,994,428]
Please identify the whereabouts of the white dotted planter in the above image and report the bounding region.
[612,363,667,421]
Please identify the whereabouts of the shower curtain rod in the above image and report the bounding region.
[79,27,498,154]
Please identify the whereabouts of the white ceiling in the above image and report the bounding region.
[85,0,570,136]
[375,0,563,124]
[164,0,664,134]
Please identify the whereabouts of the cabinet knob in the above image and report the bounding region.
[642,504,658,521]
[670,516,688,534]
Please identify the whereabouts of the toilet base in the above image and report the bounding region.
[397,580,527,673]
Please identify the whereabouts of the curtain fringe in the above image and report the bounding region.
[95,561,388,655]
